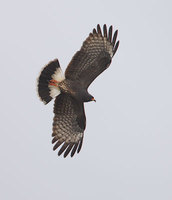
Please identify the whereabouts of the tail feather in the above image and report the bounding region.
[37,59,65,104]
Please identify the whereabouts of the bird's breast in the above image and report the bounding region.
[59,80,78,96]
[59,80,86,102]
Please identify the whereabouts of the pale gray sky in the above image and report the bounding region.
[0,0,172,199]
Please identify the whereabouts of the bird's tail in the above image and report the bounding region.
[37,59,65,104]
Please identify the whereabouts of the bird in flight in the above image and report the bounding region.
[37,24,119,158]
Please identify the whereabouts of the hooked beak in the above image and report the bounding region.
[91,97,96,102]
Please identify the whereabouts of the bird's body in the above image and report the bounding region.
[37,24,119,157]
[58,79,92,102]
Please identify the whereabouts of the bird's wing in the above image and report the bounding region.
[65,24,119,88]
[52,93,86,157]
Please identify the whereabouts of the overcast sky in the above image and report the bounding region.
[0,0,172,199]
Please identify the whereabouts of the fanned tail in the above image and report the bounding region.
[37,59,65,104]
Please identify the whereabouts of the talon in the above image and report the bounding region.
[49,79,59,87]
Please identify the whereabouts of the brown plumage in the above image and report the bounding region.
[37,24,119,157]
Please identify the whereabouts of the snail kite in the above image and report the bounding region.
[37,24,119,157]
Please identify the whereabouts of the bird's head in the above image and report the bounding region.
[83,93,96,102]
[91,97,96,102]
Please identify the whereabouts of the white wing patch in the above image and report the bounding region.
[48,85,61,99]
[48,67,65,99]
[52,67,65,82]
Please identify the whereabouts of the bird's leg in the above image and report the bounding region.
[49,79,59,87]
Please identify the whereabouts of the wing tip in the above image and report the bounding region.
[94,24,119,46]
[99,24,119,56]
[52,137,83,158]
[113,40,120,55]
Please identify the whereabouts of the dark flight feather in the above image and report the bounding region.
[97,24,102,36]
[64,144,74,158]
[103,24,107,37]
[108,25,112,42]
[112,30,118,47]
[113,41,120,56]
[93,28,97,34]
[71,142,79,157]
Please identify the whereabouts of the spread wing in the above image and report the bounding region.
[65,24,119,88]
[52,93,86,158]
